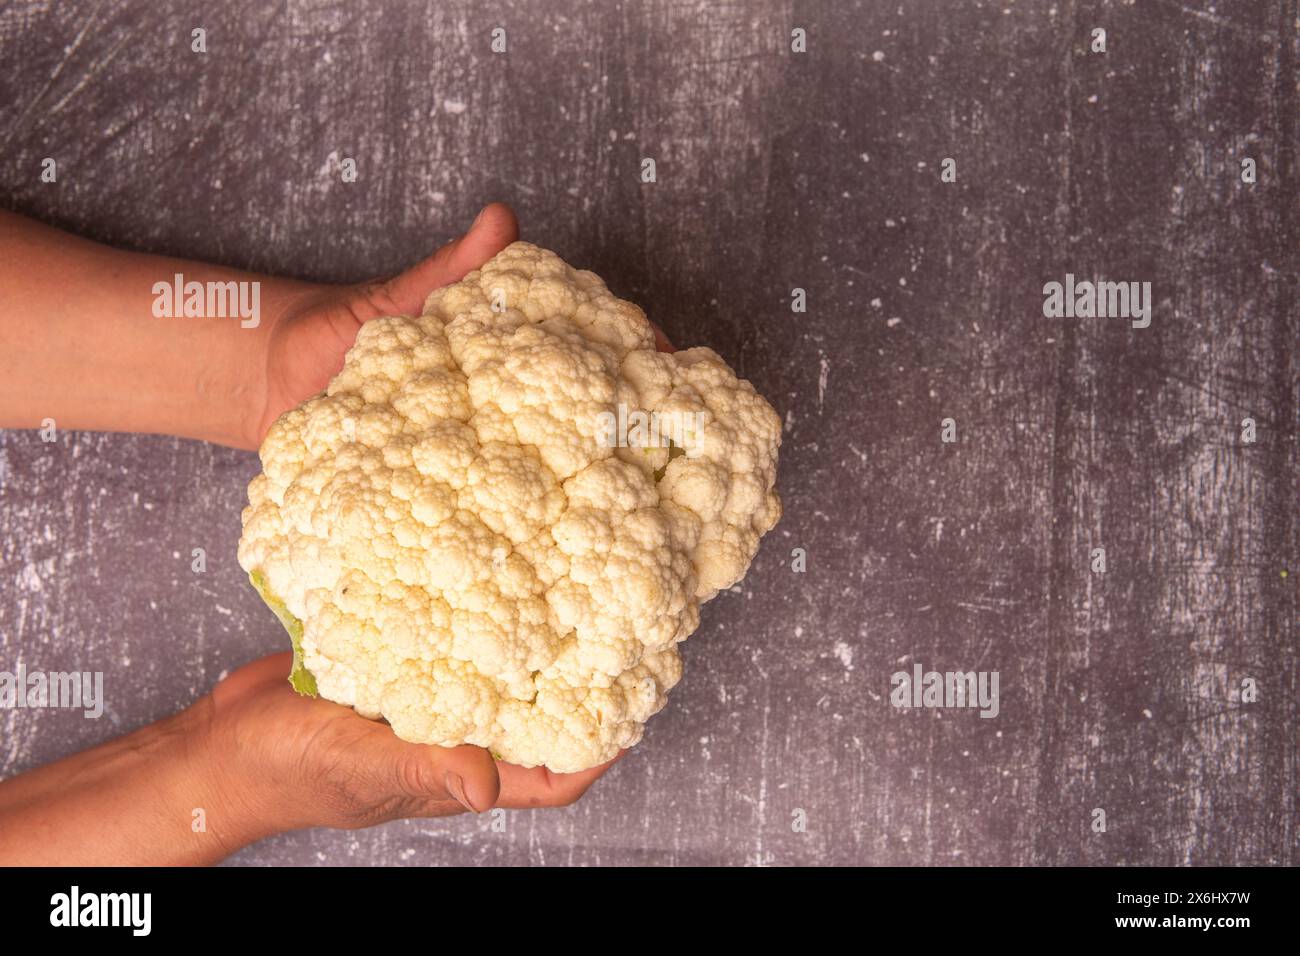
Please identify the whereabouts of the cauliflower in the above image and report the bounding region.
[238,242,781,772]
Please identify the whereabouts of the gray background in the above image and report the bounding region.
[1,0,1295,866]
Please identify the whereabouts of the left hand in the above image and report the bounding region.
[251,201,676,447]
[253,203,520,446]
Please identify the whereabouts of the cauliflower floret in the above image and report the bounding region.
[239,242,781,772]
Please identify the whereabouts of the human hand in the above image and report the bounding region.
[252,202,677,447]
[0,204,670,449]
[191,653,624,838]
[0,650,621,866]
[252,203,520,447]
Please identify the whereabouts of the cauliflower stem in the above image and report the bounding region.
[249,569,319,696]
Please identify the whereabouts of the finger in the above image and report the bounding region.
[494,751,625,808]
[437,745,501,813]
[373,202,519,316]
[363,738,501,814]
[651,322,675,353]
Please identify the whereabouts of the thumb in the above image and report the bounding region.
[372,203,519,316]
[383,741,501,814]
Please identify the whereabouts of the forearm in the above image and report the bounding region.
[0,705,270,866]
[0,210,314,449]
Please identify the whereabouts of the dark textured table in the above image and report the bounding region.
[1,0,1295,866]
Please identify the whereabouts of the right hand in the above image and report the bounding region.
[192,653,622,838]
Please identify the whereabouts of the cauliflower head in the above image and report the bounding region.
[238,242,781,772]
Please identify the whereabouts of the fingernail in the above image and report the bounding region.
[444,771,477,813]
[469,206,488,229]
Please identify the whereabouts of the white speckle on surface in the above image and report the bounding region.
[817,353,829,412]
[443,98,468,114]
[18,562,43,591]
[872,50,885,61]
[832,641,854,671]
[887,317,902,327]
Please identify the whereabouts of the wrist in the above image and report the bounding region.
[0,703,275,866]
[242,281,342,451]
[236,281,299,451]
[171,696,282,858]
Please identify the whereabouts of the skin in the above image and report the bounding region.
[0,203,670,864]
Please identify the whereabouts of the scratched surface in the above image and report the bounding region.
[0,0,1295,866]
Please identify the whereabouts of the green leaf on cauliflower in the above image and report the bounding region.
[248,569,318,697]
